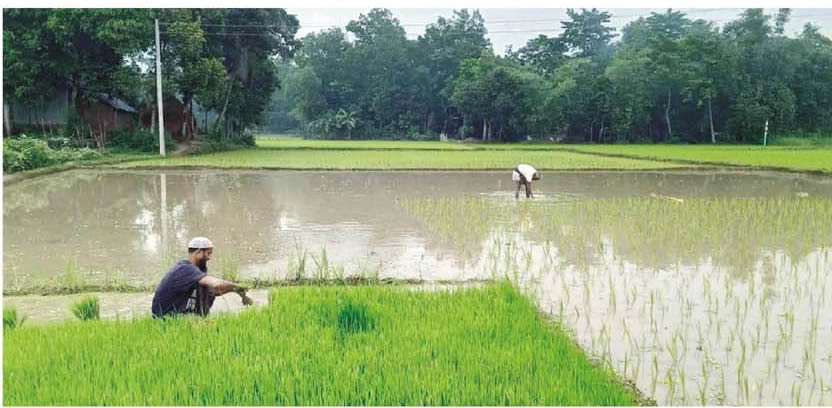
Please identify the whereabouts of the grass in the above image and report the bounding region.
[70,295,100,321]
[256,138,475,150]
[117,147,689,171]
[3,153,153,185]
[114,137,832,174]
[566,144,832,173]
[3,308,26,330]
[3,283,643,406]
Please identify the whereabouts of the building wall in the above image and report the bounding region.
[79,101,136,143]
[9,88,70,126]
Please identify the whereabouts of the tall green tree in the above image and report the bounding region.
[417,9,491,135]
[560,8,616,59]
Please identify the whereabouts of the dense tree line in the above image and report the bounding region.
[3,8,299,141]
[276,8,832,143]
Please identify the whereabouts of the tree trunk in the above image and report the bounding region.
[3,102,12,136]
[482,118,487,140]
[708,97,715,144]
[213,79,234,133]
[599,117,605,143]
[665,88,673,141]
[151,108,156,132]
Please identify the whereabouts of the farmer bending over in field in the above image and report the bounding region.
[513,164,541,199]
[152,237,253,318]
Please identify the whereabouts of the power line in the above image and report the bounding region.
[156,12,831,36]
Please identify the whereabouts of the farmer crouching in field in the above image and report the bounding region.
[151,237,253,318]
[513,164,541,199]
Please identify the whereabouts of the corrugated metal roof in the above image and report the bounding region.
[97,93,137,113]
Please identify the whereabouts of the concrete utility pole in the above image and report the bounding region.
[155,19,166,157]
[763,119,769,146]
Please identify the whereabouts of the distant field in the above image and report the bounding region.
[3,284,640,405]
[256,138,475,150]
[568,145,832,173]
[119,147,689,171]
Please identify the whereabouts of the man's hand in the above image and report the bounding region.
[241,294,254,306]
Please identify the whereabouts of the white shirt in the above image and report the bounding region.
[513,164,537,182]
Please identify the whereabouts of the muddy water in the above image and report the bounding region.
[6,169,831,288]
[5,169,832,405]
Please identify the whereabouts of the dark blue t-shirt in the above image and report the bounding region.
[151,260,207,317]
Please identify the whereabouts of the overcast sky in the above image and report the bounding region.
[287,8,832,54]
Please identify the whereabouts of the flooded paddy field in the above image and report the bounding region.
[4,168,832,405]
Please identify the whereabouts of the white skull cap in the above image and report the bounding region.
[187,237,214,249]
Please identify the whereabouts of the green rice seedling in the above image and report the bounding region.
[310,246,332,281]
[3,307,26,330]
[70,295,100,321]
[220,260,240,283]
[3,283,640,406]
[288,241,309,280]
[57,260,84,294]
[336,300,376,335]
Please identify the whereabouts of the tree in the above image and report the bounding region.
[285,67,327,125]
[197,8,300,137]
[418,9,491,135]
[4,9,152,111]
[510,35,568,77]
[560,8,616,59]
[680,20,733,143]
[450,56,545,141]
[344,8,421,136]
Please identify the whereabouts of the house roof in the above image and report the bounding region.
[96,93,137,113]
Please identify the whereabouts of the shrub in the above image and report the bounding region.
[71,296,100,321]
[3,137,56,173]
[109,128,173,153]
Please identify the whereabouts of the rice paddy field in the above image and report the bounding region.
[5,138,832,406]
[106,137,832,174]
[117,147,687,171]
[566,144,832,173]
[400,195,832,406]
[3,284,641,406]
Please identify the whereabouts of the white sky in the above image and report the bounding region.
[287,8,832,55]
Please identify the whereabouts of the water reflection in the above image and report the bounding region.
[5,169,832,288]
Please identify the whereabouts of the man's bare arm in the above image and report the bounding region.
[198,275,238,295]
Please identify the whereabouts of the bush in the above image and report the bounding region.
[109,128,173,153]
[3,137,56,173]
[204,128,255,148]
[71,296,100,321]
[51,147,103,162]
[3,135,106,173]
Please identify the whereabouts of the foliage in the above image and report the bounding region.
[270,8,832,144]
[3,8,299,142]
[108,128,173,153]
[3,137,56,172]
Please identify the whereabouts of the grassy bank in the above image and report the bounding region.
[3,283,642,405]
[3,153,153,185]
[566,144,832,173]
